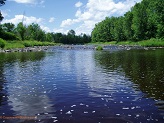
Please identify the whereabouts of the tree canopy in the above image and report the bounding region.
[0,22,91,44]
[0,0,6,6]
[92,0,164,42]
[0,0,6,21]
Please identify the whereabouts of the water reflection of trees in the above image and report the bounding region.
[94,49,164,100]
[0,51,46,63]
[0,52,46,113]
[0,64,6,106]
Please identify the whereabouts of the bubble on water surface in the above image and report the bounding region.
[71,105,76,107]
[101,98,104,100]
[66,111,72,114]
[122,107,129,110]
[131,107,135,109]
[80,103,84,105]
[84,111,88,114]
[53,120,58,122]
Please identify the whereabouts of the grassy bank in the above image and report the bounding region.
[88,38,164,47]
[2,40,58,50]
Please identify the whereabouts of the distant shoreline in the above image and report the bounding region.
[1,44,164,53]
[0,46,50,53]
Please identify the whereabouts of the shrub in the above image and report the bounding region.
[0,38,6,48]
[0,31,19,40]
[96,46,103,50]
[23,41,34,47]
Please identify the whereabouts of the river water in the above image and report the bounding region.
[0,46,163,123]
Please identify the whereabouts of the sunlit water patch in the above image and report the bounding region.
[0,48,163,123]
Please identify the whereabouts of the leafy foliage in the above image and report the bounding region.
[0,21,91,44]
[96,46,103,51]
[91,0,164,42]
[0,0,6,21]
[0,38,6,48]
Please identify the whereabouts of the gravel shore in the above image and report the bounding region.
[0,45,163,53]
[0,46,49,53]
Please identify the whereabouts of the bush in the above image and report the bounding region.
[0,38,6,48]
[23,41,34,47]
[22,41,55,47]
[0,31,19,40]
[96,46,103,50]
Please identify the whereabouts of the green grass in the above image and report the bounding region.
[22,41,56,47]
[5,41,25,49]
[134,39,164,47]
[0,38,6,48]
[3,40,57,50]
[88,38,164,47]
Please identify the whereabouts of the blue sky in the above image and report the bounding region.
[1,0,142,35]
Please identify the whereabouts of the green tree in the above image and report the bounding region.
[113,17,126,42]
[123,11,134,40]
[25,23,46,41]
[67,29,76,44]
[0,12,3,22]
[52,33,63,43]
[2,23,15,32]
[148,0,164,38]
[131,1,149,40]
[46,33,53,42]
[0,0,6,6]
[16,22,26,41]
[0,0,6,21]
[68,29,76,36]
[92,17,114,42]
[26,23,40,40]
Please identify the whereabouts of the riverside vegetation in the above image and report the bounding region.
[0,0,164,50]
[91,0,164,46]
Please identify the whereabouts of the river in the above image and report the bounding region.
[0,46,163,123]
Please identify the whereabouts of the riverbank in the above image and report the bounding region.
[88,38,164,47]
[0,46,54,53]
[4,40,56,49]
[1,39,164,53]
[0,40,61,52]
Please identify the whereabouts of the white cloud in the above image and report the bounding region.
[10,0,44,4]
[40,25,51,32]
[49,17,55,23]
[2,15,51,32]
[1,10,9,18]
[2,15,43,25]
[75,1,83,8]
[60,19,80,28]
[60,0,142,35]
[53,28,68,34]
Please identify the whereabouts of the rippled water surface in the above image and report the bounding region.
[0,47,164,123]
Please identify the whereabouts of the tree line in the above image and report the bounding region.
[0,22,91,44]
[91,0,164,42]
[0,0,91,44]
